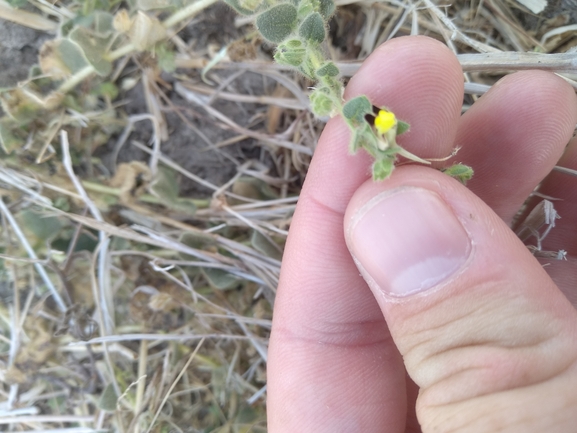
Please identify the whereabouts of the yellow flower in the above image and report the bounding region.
[374,110,396,135]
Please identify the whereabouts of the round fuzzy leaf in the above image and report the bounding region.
[316,61,339,77]
[343,95,372,125]
[274,39,306,66]
[256,4,297,43]
[442,163,474,185]
[310,87,333,117]
[297,2,313,19]
[372,157,395,181]
[299,12,325,44]
[224,0,260,15]
[68,27,112,76]
[319,0,335,18]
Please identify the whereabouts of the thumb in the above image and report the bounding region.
[344,165,577,432]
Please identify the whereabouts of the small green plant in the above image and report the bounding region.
[226,0,472,181]
[0,0,219,159]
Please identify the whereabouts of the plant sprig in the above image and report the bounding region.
[227,0,473,182]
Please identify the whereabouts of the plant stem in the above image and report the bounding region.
[309,46,344,111]
[162,0,219,28]
[58,65,94,94]
[107,43,137,62]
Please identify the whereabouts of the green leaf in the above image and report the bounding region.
[274,39,306,67]
[98,384,118,412]
[151,166,178,200]
[94,82,119,99]
[203,268,242,291]
[442,163,474,185]
[53,196,71,212]
[55,39,91,75]
[342,95,372,125]
[256,4,297,43]
[316,61,339,77]
[297,1,314,19]
[0,118,26,153]
[372,157,395,181]
[156,43,176,72]
[310,87,333,117]
[6,0,27,7]
[0,88,43,123]
[298,12,325,44]
[318,0,335,18]
[151,166,197,214]
[397,120,410,135]
[136,0,175,10]
[251,230,282,261]
[180,232,216,252]
[51,231,98,253]
[68,27,112,76]
[231,177,278,202]
[224,0,262,15]
[349,122,378,154]
[20,210,62,242]
[93,11,114,36]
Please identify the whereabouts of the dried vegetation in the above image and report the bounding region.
[0,0,575,431]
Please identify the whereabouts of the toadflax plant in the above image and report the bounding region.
[226,0,473,182]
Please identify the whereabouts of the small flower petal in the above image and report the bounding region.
[374,110,396,135]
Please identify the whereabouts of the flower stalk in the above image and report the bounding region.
[228,0,473,181]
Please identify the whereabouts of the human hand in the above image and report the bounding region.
[267,36,577,432]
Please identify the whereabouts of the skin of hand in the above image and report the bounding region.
[267,36,577,433]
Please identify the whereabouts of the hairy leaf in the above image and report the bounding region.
[319,0,335,18]
[372,157,395,181]
[68,27,112,76]
[275,39,306,66]
[342,95,372,125]
[310,87,333,117]
[256,4,297,43]
[299,12,325,43]
[224,0,262,15]
[316,61,339,77]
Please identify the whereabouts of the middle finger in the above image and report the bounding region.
[451,71,577,223]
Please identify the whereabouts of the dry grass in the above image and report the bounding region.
[0,0,576,431]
